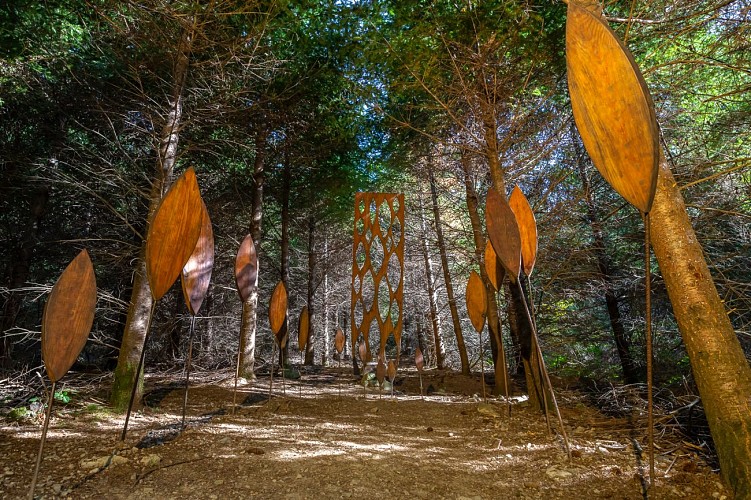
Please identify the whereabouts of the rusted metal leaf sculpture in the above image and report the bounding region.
[31,249,97,499]
[146,167,204,301]
[234,234,258,302]
[298,306,310,353]
[376,355,386,399]
[387,359,397,398]
[485,188,522,283]
[179,200,214,427]
[269,281,288,336]
[181,201,214,316]
[566,1,659,214]
[508,186,538,277]
[465,271,488,333]
[358,338,371,366]
[335,327,345,355]
[41,250,97,382]
[484,241,505,292]
[567,1,661,482]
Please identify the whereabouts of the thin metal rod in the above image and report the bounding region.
[28,381,55,500]
[419,371,424,399]
[517,279,572,460]
[645,213,655,488]
[269,341,276,401]
[281,349,286,396]
[338,357,341,399]
[121,300,156,441]
[525,279,549,432]
[300,351,304,399]
[181,315,196,429]
[496,289,511,417]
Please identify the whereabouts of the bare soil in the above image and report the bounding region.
[1,367,731,499]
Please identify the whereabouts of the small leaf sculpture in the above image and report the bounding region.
[376,355,386,399]
[387,359,397,398]
[335,327,345,354]
[485,187,522,283]
[181,200,214,315]
[234,234,258,302]
[508,186,538,277]
[415,347,425,398]
[465,270,488,333]
[484,241,505,292]
[278,318,289,349]
[31,249,97,499]
[41,249,97,382]
[269,281,288,336]
[298,306,310,352]
[146,167,204,301]
[566,0,659,214]
[359,339,371,365]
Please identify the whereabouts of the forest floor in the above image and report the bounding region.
[1,365,732,499]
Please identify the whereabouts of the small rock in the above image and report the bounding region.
[140,454,161,467]
[52,483,62,494]
[477,403,500,418]
[598,446,609,454]
[545,466,573,480]
[426,427,433,432]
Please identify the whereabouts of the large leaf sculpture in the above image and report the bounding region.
[181,200,214,315]
[335,327,345,355]
[146,167,204,301]
[359,339,371,366]
[566,1,659,214]
[179,202,213,427]
[269,281,288,338]
[41,250,97,382]
[234,234,258,302]
[298,306,310,353]
[31,249,97,499]
[485,187,522,283]
[508,186,538,277]
[484,241,505,292]
[465,271,488,333]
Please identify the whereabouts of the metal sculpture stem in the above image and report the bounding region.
[644,213,655,488]
[300,352,304,399]
[338,358,342,399]
[524,279,551,435]
[419,372,424,399]
[496,289,511,417]
[181,315,196,429]
[121,301,156,441]
[517,280,571,460]
[28,381,55,500]
[281,351,286,396]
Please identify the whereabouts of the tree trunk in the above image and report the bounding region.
[573,129,639,384]
[238,129,267,379]
[305,215,316,365]
[461,153,510,396]
[1,184,49,363]
[280,150,290,368]
[429,168,469,374]
[650,153,751,498]
[322,233,329,366]
[419,195,445,369]
[111,24,193,410]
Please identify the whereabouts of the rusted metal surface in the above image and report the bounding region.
[415,347,424,373]
[465,270,488,333]
[269,281,288,337]
[335,327,345,354]
[146,167,204,301]
[298,306,309,352]
[234,234,258,302]
[484,241,505,292]
[485,188,521,282]
[508,186,538,277]
[566,1,658,214]
[41,249,97,382]
[181,200,214,315]
[350,193,405,363]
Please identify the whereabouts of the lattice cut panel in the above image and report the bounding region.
[350,193,405,366]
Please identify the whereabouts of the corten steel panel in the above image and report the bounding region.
[350,193,405,362]
[181,200,214,315]
[466,270,488,333]
[508,186,538,278]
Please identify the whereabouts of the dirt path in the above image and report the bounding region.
[1,368,730,499]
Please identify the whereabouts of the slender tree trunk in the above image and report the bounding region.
[322,234,329,366]
[650,153,751,498]
[461,153,510,396]
[111,24,193,410]
[305,215,316,365]
[419,195,445,369]
[1,184,49,363]
[429,168,469,374]
[280,150,290,368]
[238,129,267,379]
[573,129,639,384]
